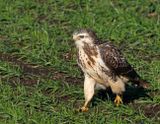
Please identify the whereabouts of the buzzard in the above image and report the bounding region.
[73,29,149,112]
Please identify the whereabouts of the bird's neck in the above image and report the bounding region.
[77,41,98,59]
[75,39,95,49]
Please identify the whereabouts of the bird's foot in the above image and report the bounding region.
[78,106,89,112]
[114,95,123,106]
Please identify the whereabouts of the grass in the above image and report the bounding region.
[0,0,160,123]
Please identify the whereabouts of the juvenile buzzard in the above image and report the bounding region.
[73,29,149,112]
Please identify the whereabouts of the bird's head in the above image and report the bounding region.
[73,29,98,47]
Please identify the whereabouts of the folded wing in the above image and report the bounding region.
[99,42,140,81]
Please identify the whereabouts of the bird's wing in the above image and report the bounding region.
[99,42,140,80]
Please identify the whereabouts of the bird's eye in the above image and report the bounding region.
[79,35,84,38]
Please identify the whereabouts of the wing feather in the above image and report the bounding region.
[99,42,140,80]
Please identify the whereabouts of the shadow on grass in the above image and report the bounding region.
[93,84,153,105]
[92,85,160,119]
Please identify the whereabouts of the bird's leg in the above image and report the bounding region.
[114,94,123,106]
[79,75,96,112]
[80,101,89,112]
[108,78,125,106]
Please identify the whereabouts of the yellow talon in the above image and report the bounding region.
[114,95,123,106]
[79,106,89,112]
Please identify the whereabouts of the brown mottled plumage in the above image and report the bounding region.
[73,29,149,112]
[99,42,149,87]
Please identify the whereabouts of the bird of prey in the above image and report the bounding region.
[72,29,149,112]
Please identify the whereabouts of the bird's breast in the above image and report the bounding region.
[78,49,111,84]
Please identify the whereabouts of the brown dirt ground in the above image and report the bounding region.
[0,52,82,86]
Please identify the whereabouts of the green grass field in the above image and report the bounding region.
[0,0,160,123]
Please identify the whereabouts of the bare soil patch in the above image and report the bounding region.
[0,52,82,86]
